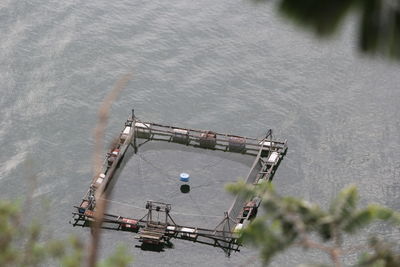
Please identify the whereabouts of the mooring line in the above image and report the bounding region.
[171,210,222,218]
[102,198,223,218]
[137,153,176,182]
[137,150,227,182]
[188,194,209,224]
[102,199,146,210]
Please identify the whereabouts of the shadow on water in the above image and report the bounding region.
[136,243,164,252]
[164,240,174,249]
[135,239,174,252]
[180,184,190,193]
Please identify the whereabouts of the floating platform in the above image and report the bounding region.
[72,109,287,255]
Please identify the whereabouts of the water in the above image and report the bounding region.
[1,1,399,266]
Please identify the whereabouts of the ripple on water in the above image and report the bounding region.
[1,0,400,266]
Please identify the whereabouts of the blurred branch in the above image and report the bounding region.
[87,73,133,267]
[92,73,133,176]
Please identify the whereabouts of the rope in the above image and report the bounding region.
[138,150,231,201]
[102,198,223,218]
[137,150,226,181]
[102,198,146,210]
[137,153,176,182]
[171,211,222,218]
[188,193,208,224]
[104,150,231,221]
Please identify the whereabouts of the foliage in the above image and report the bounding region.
[0,200,132,267]
[227,182,400,266]
[255,0,400,60]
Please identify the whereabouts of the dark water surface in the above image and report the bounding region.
[1,1,399,266]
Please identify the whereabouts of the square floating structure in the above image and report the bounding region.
[72,111,288,256]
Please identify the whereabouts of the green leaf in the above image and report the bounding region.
[317,222,333,241]
[274,0,400,60]
[240,217,293,265]
[344,204,400,233]
[329,185,358,224]
[227,181,400,266]
[278,0,356,36]
[98,245,133,267]
[356,237,400,267]
[343,209,373,233]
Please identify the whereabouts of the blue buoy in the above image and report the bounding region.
[180,173,190,182]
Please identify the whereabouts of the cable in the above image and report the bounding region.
[137,152,176,182]
[102,198,222,218]
[102,198,146,210]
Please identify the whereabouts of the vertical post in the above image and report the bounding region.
[132,110,137,153]
[227,240,232,256]
[133,133,137,153]
[225,212,231,233]
[149,203,152,224]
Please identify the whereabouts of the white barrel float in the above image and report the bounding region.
[135,122,151,138]
[172,128,189,143]
[180,173,190,182]
[120,126,132,141]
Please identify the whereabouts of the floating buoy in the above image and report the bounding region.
[180,173,190,182]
